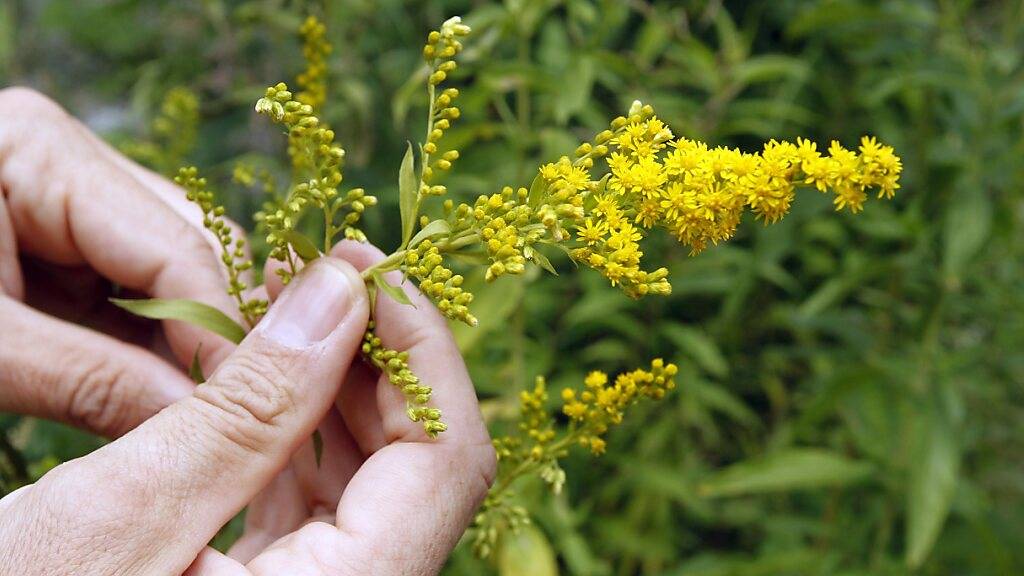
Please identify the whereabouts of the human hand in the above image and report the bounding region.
[0,247,495,575]
[0,87,243,438]
[0,86,495,572]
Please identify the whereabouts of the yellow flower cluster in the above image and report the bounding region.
[404,239,477,326]
[361,321,446,437]
[561,359,678,454]
[470,186,546,281]
[460,101,902,299]
[122,86,199,176]
[176,167,267,327]
[518,377,557,452]
[255,82,377,280]
[295,15,331,112]
[473,359,678,558]
[419,16,469,198]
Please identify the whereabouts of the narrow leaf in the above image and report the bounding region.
[698,448,873,498]
[312,429,324,468]
[111,298,246,344]
[906,408,960,567]
[189,346,206,384]
[527,172,547,208]
[399,142,418,246]
[280,229,321,262]
[942,183,991,280]
[371,270,414,307]
[408,218,451,248]
[526,245,558,276]
[662,324,728,379]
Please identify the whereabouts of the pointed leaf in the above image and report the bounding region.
[408,218,451,248]
[189,346,206,384]
[399,142,418,246]
[906,409,960,568]
[526,245,558,276]
[699,448,873,498]
[111,298,246,344]
[662,324,728,379]
[527,172,547,208]
[312,429,324,468]
[280,229,321,262]
[371,270,413,307]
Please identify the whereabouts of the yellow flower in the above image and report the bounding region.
[577,218,609,245]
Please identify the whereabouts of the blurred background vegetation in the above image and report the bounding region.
[3,0,1024,574]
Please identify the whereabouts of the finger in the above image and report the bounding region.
[0,295,193,437]
[0,87,237,372]
[0,258,369,575]
[331,240,491,443]
[227,468,307,564]
[80,125,255,282]
[291,409,365,513]
[0,197,23,299]
[186,548,249,576]
[246,241,496,575]
[261,272,366,524]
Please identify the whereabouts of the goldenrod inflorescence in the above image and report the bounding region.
[163,13,901,445]
[473,360,679,558]
[175,167,266,327]
[122,86,199,176]
[295,15,330,112]
[361,322,446,437]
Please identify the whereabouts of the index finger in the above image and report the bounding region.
[0,87,237,371]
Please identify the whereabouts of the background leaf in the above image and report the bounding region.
[699,449,874,498]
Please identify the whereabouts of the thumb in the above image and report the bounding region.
[0,258,368,576]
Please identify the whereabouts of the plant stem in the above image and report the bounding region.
[361,229,479,280]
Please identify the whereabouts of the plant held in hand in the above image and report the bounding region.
[113,13,902,554]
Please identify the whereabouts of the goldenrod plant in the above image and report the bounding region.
[473,360,678,558]
[121,86,199,176]
[111,12,901,558]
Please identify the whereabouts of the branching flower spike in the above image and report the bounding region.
[117,13,902,444]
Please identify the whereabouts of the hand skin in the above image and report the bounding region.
[0,87,497,575]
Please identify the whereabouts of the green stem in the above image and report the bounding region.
[401,69,439,251]
[361,229,479,280]
[489,428,582,498]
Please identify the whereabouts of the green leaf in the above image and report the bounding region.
[408,218,451,248]
[452,274,525,352]
[279,229,321,262]
[525,245,558,276]
[312,429,324,468]
[906,408,960,568]
[498,525,558,576]
[399,142,418,247]
[698,448,873,498]
[662,325,728,379]
[942,183,991,281]
[554,53,594,123]
[371,270,413,307]
[111,298,246,344]
[189,346,206,384]
[527,172,547,208]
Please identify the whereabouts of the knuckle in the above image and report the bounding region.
[64,351,133,436]
[192,348,298,453]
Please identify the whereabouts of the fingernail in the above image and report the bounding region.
[261,260,357,347]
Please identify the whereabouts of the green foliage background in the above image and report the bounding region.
[3,0,1024,574]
